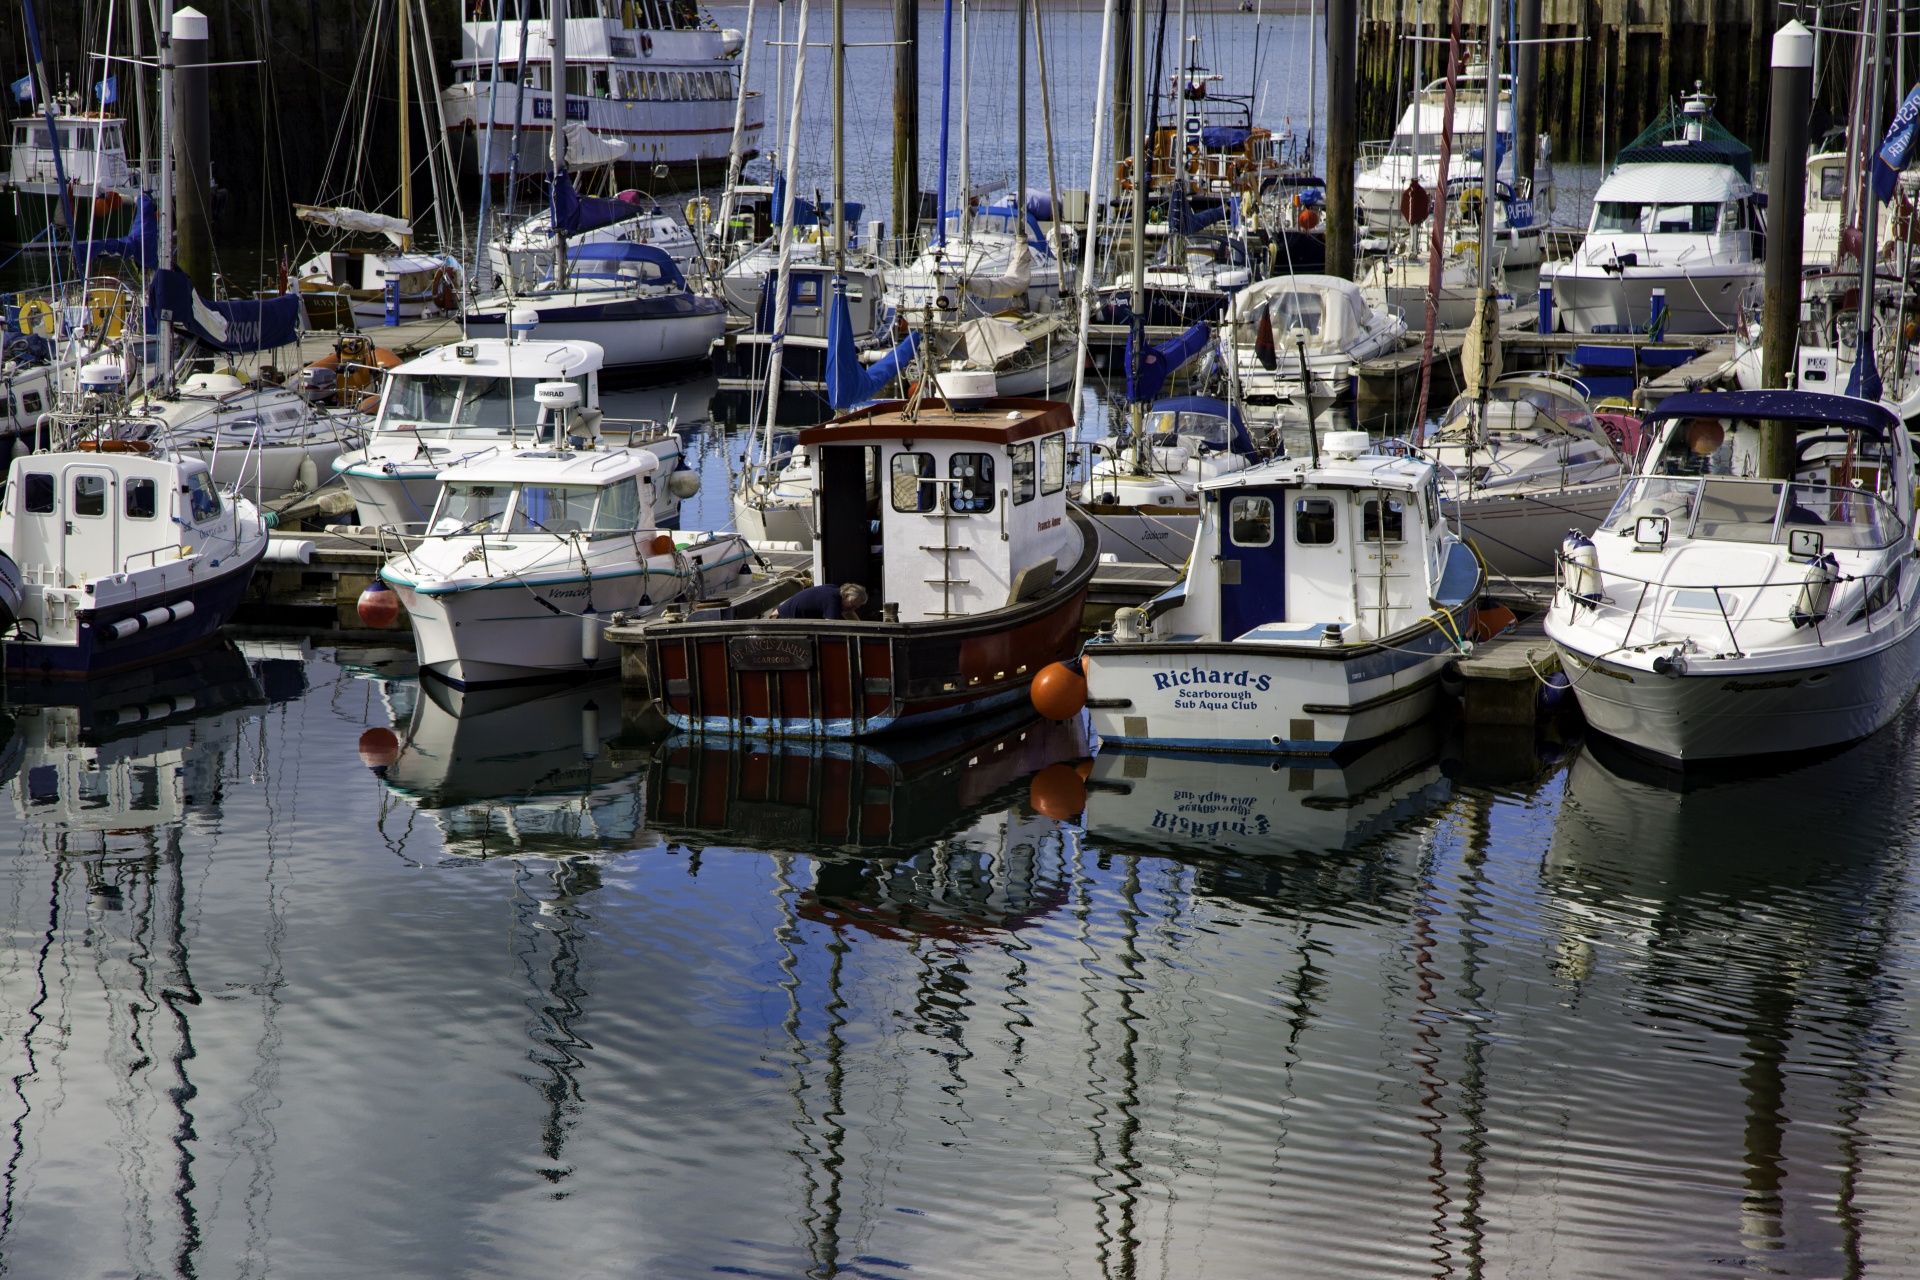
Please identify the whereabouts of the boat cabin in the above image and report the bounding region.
[1151,436,1456,644]
[7,105,135,190]
[375,338,604,444]
[424,447,662,538]
[799,397,1079,623]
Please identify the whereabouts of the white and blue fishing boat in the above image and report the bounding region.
[1058,431,1480,754]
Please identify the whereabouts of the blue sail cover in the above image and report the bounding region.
[566,240,688,288]
[1125,321,1211,404]
[76,191,157,270]
[148,268,301,352]
[779,198,865,229]
[825,283,921,410]
[550,173,639,236]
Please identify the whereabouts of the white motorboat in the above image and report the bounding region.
[2,93,148,246]
[1424,374,1636,575]
[1545,389,1920,764]
[1081,395,1262,566]
[381,445,752,689]
[485,193,698,293]
[333,337,695,532]
[1354,64,1555,234]
[464,242,725,373]
[1360,244,1496,330]
[1543,89,1761,336]
[1070,430,1481,754]
[127,371,367,502]
[887,217,1067,321]
[0,443,269,678]
[1220,274,1407,405]
[731,443,819,547]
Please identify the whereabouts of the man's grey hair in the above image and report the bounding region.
[839,583,870,608]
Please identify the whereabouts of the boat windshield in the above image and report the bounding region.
[1145,409,1236,452]
[1603,477,1903,550]
[430,481,512,534]
[1591,200,1723,235]
[511,484,601,534]
[387,373,581,433]
[1436,384,1593,437]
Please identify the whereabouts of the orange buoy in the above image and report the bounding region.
[648,533,675,556]
[357,727,401,772]
[1298,206,1320,231]
[1028,763,1089,821]
[357,580,401,628]
[1030,660,1087,721]
[1470,604,1517,642]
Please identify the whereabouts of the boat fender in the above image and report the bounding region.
[1439,660,1466,698]
[1031,659,1087,721]
[1562,530,1601,606]
[667,469,702,500]
[1538,670,1572,709]
[582,605,602,666]
[648,533,675,556]
[1029,763,1089,821]
[105,599,196,640]
[296,456,318,493]
[582,700,601,761]
[357,579,401,628]
[1792,552,1839,628]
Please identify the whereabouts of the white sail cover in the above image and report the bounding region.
[293,204,413,248]
[564,122,630,168]
[962,239,1032,299]
[956,316,1029,366]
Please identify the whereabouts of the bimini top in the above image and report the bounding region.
[1646,390,1900,438]
[565,241,688,289]
[800,397,1074,447]
[434,445,659,488]
[1147,396,1259,457]
[1199,446,1432,495]
[395,337,604,379]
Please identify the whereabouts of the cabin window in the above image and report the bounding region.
[432,482,510,534]
[793,277,821,308]
[890,452,936,512]
[23,473,54,514]
[1011,442,1037,504]
[72,475,107,518]
[1040,433,1066,495]
[1821,166,1845,200]
[512,484,598,534]
[185,472,223,523]
[125,477,157,520]
[593,69,612,98]
[1294,496,1336,545]
[1363,497,1405,542]
[566,67,588,96]
[21,392,42,414]
[595,479,642,531]
[1230,496,1274,546]
[949,453,996,513]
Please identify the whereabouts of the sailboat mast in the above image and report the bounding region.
[720,0,760,232]
[1069,0,1119,426]
[760,0,813,457]
[1017,0,1028,227]
[959,0,971,245]
[1856,0,1890,401]
[1129,0,1146,444]
[399,0,413,251]
[833,0,845,274]
[1171,0,1187,265]
[551,0,568,286]
[1476,0,1497,299]
[158,0,175,384]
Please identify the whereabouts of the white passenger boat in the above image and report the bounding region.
[1424,374,1636,575]
[1070,431,1481,754]
[333,336,694,532]
[1081,395,1262,566]
[464,243,725,373]
[1219,275,1407,405]
[1543,89,1761,336]
[1545,390,1920,764]
[381,446,752,689]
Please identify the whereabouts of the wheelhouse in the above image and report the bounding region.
[375,339,603,444]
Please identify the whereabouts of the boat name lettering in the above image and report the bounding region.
[545,587,590,599]
[1150,808,1272,839]
[1154,667,1272,692]
[728,635,814,670]
[1036,516,1061,532]
[1720,677,1804,692]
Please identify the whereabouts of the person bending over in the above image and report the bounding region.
[776,582,869,620]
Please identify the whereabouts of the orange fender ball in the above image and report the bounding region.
[358,580,401,628]
[1030,661,1087,720]
[1029,763,1089,821]
[357,727,401,771]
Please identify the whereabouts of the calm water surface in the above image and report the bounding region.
[0,642,1917,1278]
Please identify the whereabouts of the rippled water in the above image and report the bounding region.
[0,644,1917,1278]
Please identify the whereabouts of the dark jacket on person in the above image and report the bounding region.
[776,584,853,619]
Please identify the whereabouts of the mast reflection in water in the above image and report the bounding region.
[0,648,1916,1277]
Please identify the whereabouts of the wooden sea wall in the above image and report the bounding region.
[1358,0,1858,165]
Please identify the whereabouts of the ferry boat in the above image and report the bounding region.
[1545,390,1920,764]
[637,394,1098,739]
[439,10,762,183]
[1064,431,1481,755]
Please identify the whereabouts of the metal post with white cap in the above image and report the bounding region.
[172,5,212,296]
[1761,21,1813,396]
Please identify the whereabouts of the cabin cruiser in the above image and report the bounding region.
[1220,274,1407,405]
[1,94,146,245]
[334,337,693,531]
[1424,374,1636,575]
[1543,89,1761,335]
[637,393,1098,738]
[1082,396,1262,565]
[1545,390,1920,764]
[126,370,369,502]
[1354,65,1554,233]
[380,446,751,688]
[1093,232,1256,328]
[465,242,725,373]
[1069,431,1480,754]
[0,445,269,677]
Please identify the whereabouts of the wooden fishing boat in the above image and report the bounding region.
[637,394,1098,739]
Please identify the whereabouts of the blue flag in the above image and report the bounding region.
[1874,82,1920,202]
[94,76,115,104]
[10,76,33,103]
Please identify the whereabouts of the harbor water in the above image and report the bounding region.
[1,641,1918,1277]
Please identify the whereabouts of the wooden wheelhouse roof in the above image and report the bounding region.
[798,398,1074,448]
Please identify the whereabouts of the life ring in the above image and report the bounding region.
[79,439,152,453]
[685,196,712,227]
[16,299,56,337]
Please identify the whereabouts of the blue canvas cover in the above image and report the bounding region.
[148,268,301,352]
[825,281,921,410]
[1125,321,1211,404]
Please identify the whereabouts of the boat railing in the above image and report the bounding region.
[1600,475,1905,551]
[122,545,173,574]
[1358,140,1393,170]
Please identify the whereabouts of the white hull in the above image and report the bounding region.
[1547,261,1762,335]
[465,309,724,370]
[338,466,447,531]
[178,441,350,503]
[1449,480,1627,577]
[1551,622,1920,764]
[730,493,814,548]
[1086,510,1199,566]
